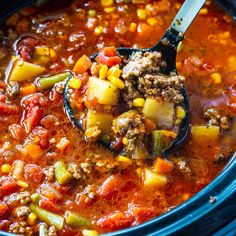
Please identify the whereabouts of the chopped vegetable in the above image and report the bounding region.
[8,57,45,82]
[95,46,121,67]
[20,84,37,96]
[94,26,104,35]
[117,155,132,164]
[143,168,168,188]
[191,125,220,140]
[16,180,29,188]
[31,193,41,204]
[133,98,145,107]
[83,229,99,236]
[24,143,44,159]
[38,71,70,90]
[30,204,64,230]
[99,65,108,79]
[86,110,113,134]
[10,160,24,179]
[108,75,125,89]
[65,211,91,228]
[39,223,48,236]
[56,137,71,151]
[73,55,92,74]
[54,161,72,185]
[68,77,82,89]
[101,0,113,7]
[88,77,119,105]
[143,98,174,128]
[1,164,11,174]
[27,212,38,226]
[153,158,174,174]
[85,126,102,140]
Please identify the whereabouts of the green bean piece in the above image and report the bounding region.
[31,193,41,204]
[65,211,91,228]
[54,161,72,185]
[152,130,164,156]
[30,204,64,230]
[39,222,48,236]
[38,71,71,90]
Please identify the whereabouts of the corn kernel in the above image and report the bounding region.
[133,98,145,107]
[118,155,132,164]
[177,41,183,53]
[94,25,104,35]
[176,106,186,120]
[104,7,115,13]
[1,164,11,174]
[101,0,113,7]
[69,77,82,89]
[35,46,50,56]
[129,22,137,32]
[122,137,128,145]
[20,84,37,96]
[88,9,96,17]
[27,212,38,226]
[210,73,221,84]
[99,65,108,79]
[137,9,147,20]
[199,8,208,15]
[107,66,122,78]
[17,180,29,188]
[147,17,158,26]
[109,75,125,89]
[82,229,98,236]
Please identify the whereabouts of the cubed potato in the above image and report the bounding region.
[143,168,168,188]
[87,77,119,105]
[8,57,45,82]
[191,125,220,141]
[143,98,174,128]
[86,110,113,134]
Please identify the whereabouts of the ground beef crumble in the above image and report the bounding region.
[122,51,185,107]
[204,107,230,130]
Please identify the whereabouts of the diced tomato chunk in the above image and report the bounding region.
[95,46,121,67]
[24,164,45,184]
[0,103,18,115]
[8,124,25,141]
[39,199,61,213]
[98,175,124,199]
[23,93,49,108]
[39,184,63,202]
[128,204,155,224]
[0,177,17,196]
[24,106,43,133]
[0,202,10,220]
[31,126,50,150]
[97,211,134,231]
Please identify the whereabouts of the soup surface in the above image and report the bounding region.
[0,0,235,235]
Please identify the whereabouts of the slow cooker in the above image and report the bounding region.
[0,0,235,235]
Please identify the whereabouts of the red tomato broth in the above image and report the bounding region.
[0,0,235,235]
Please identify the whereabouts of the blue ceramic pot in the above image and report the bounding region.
[0,1,235,235]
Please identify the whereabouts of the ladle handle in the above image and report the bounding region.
[171,0,206,35]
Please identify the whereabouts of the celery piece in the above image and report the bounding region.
[38,71,71,90]
[65,211,91,228]
[30,204,64,230]
[54,161,72,185]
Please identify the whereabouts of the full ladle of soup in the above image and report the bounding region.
[64,0,206,159]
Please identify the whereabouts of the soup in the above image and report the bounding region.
[0,0,235,235]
